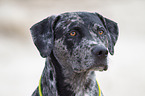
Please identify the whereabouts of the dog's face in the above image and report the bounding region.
[30,12,118,73]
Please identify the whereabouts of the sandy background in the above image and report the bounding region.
[0,0,145,96]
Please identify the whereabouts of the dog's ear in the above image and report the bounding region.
[96,13,119,55]
[30,15,58,58]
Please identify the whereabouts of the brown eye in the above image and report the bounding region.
[70,31,76,36]
[98,30,103,35]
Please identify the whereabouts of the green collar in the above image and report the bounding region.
[39,76,101,96]
[39,76,43,96]
[96,79,101,96]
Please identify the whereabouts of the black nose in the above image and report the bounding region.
[91,46,108,58]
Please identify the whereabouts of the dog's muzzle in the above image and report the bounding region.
[91,45,108,71]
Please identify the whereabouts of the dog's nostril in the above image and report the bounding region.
[105,50,108,55]
[98,51,103,56]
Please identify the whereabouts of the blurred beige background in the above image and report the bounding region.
[0,0,145,96]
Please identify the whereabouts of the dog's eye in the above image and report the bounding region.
[98,30,103,35]
[70,31,77,36]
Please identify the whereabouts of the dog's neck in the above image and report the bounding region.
[40,52,99,96]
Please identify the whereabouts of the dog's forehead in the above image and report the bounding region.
[55,12,104,31]
[59,12,103,25]
[58,12,84,25]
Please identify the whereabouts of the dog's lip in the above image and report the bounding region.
[92,64,108,71]
[99,66,108,71]
[98,66,105,71]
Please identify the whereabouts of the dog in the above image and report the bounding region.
[30,12,119,96]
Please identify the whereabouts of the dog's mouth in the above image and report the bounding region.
[73,64,108,73]
[89,64,108,71]
[72,56,108,73]
[91,57,108,71]
[97,65,108,71]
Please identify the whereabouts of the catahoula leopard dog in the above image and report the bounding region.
[30,12,119,96]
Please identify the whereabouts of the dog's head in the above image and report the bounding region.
[30,12,118,73]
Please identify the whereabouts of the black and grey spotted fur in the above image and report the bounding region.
[30,12,119,96]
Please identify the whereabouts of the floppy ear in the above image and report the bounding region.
[30,16,57,58]
[96,13,119,55]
